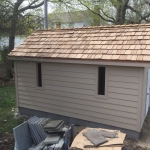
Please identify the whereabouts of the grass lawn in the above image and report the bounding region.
[0,83,23,134]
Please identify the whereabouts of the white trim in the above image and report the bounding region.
[95,66,108,100]
[9,57,150,67]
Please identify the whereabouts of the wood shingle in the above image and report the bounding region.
[8,24,150,62]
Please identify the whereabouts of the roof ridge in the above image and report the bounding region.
[35,23,150,32]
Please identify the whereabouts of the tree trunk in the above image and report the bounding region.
[5,0,23,79]
[116,3,123,24]
[115,0,129,25]
[93,5,100,26]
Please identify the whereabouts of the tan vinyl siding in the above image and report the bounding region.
[16,61,143,132]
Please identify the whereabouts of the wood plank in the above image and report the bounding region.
[19,103,137,131]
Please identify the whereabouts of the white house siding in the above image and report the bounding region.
[15,61,143,132]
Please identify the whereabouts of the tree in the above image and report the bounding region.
[3,0,44,78]
[77,0,150,25]
[1,0,71,79]
[0,1,12,36]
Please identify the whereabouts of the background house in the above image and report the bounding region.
[48,9,101,29]
[8,24,150,139]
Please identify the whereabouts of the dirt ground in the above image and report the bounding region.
[1,109,150,150]
[0,132,14,150]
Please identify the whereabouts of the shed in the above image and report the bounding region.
[8,24,150,139]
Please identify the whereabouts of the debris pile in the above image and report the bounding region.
[71,128,126,150]
[26,117,70,150]
[43,120,65,133]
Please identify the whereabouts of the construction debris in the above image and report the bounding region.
[43,120,65,133]
[26,116,74,150]
[99,130,118,138]
[83,129,108,146]
[43,135,61,145]
[13,117,74,150]
[27,116,50,145]
[29,138,64,150]
[71,128,126,150]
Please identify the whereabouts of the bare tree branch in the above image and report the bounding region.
[19,0,44,13]
[127,5,150,23]
[127,5,141,16]
[78,0,115,23]
[100,8,115,22]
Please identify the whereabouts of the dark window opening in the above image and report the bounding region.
[98,67,105,95]
[37,63,42,87]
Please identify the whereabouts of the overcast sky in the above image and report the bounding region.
[22,0,55,14]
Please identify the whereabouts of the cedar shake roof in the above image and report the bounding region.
[8,24,150,62]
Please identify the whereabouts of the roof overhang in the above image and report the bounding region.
[8,56,150,67]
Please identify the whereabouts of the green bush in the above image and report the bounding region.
[0,45,9,63]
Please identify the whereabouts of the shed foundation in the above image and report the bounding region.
[19,107,140,140]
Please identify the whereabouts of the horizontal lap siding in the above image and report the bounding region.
[16,62,141,131]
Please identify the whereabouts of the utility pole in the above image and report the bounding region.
[44,0,48,29]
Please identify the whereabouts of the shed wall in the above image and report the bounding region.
[15,61,143,132]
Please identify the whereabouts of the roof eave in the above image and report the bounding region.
[8,55,150,67]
